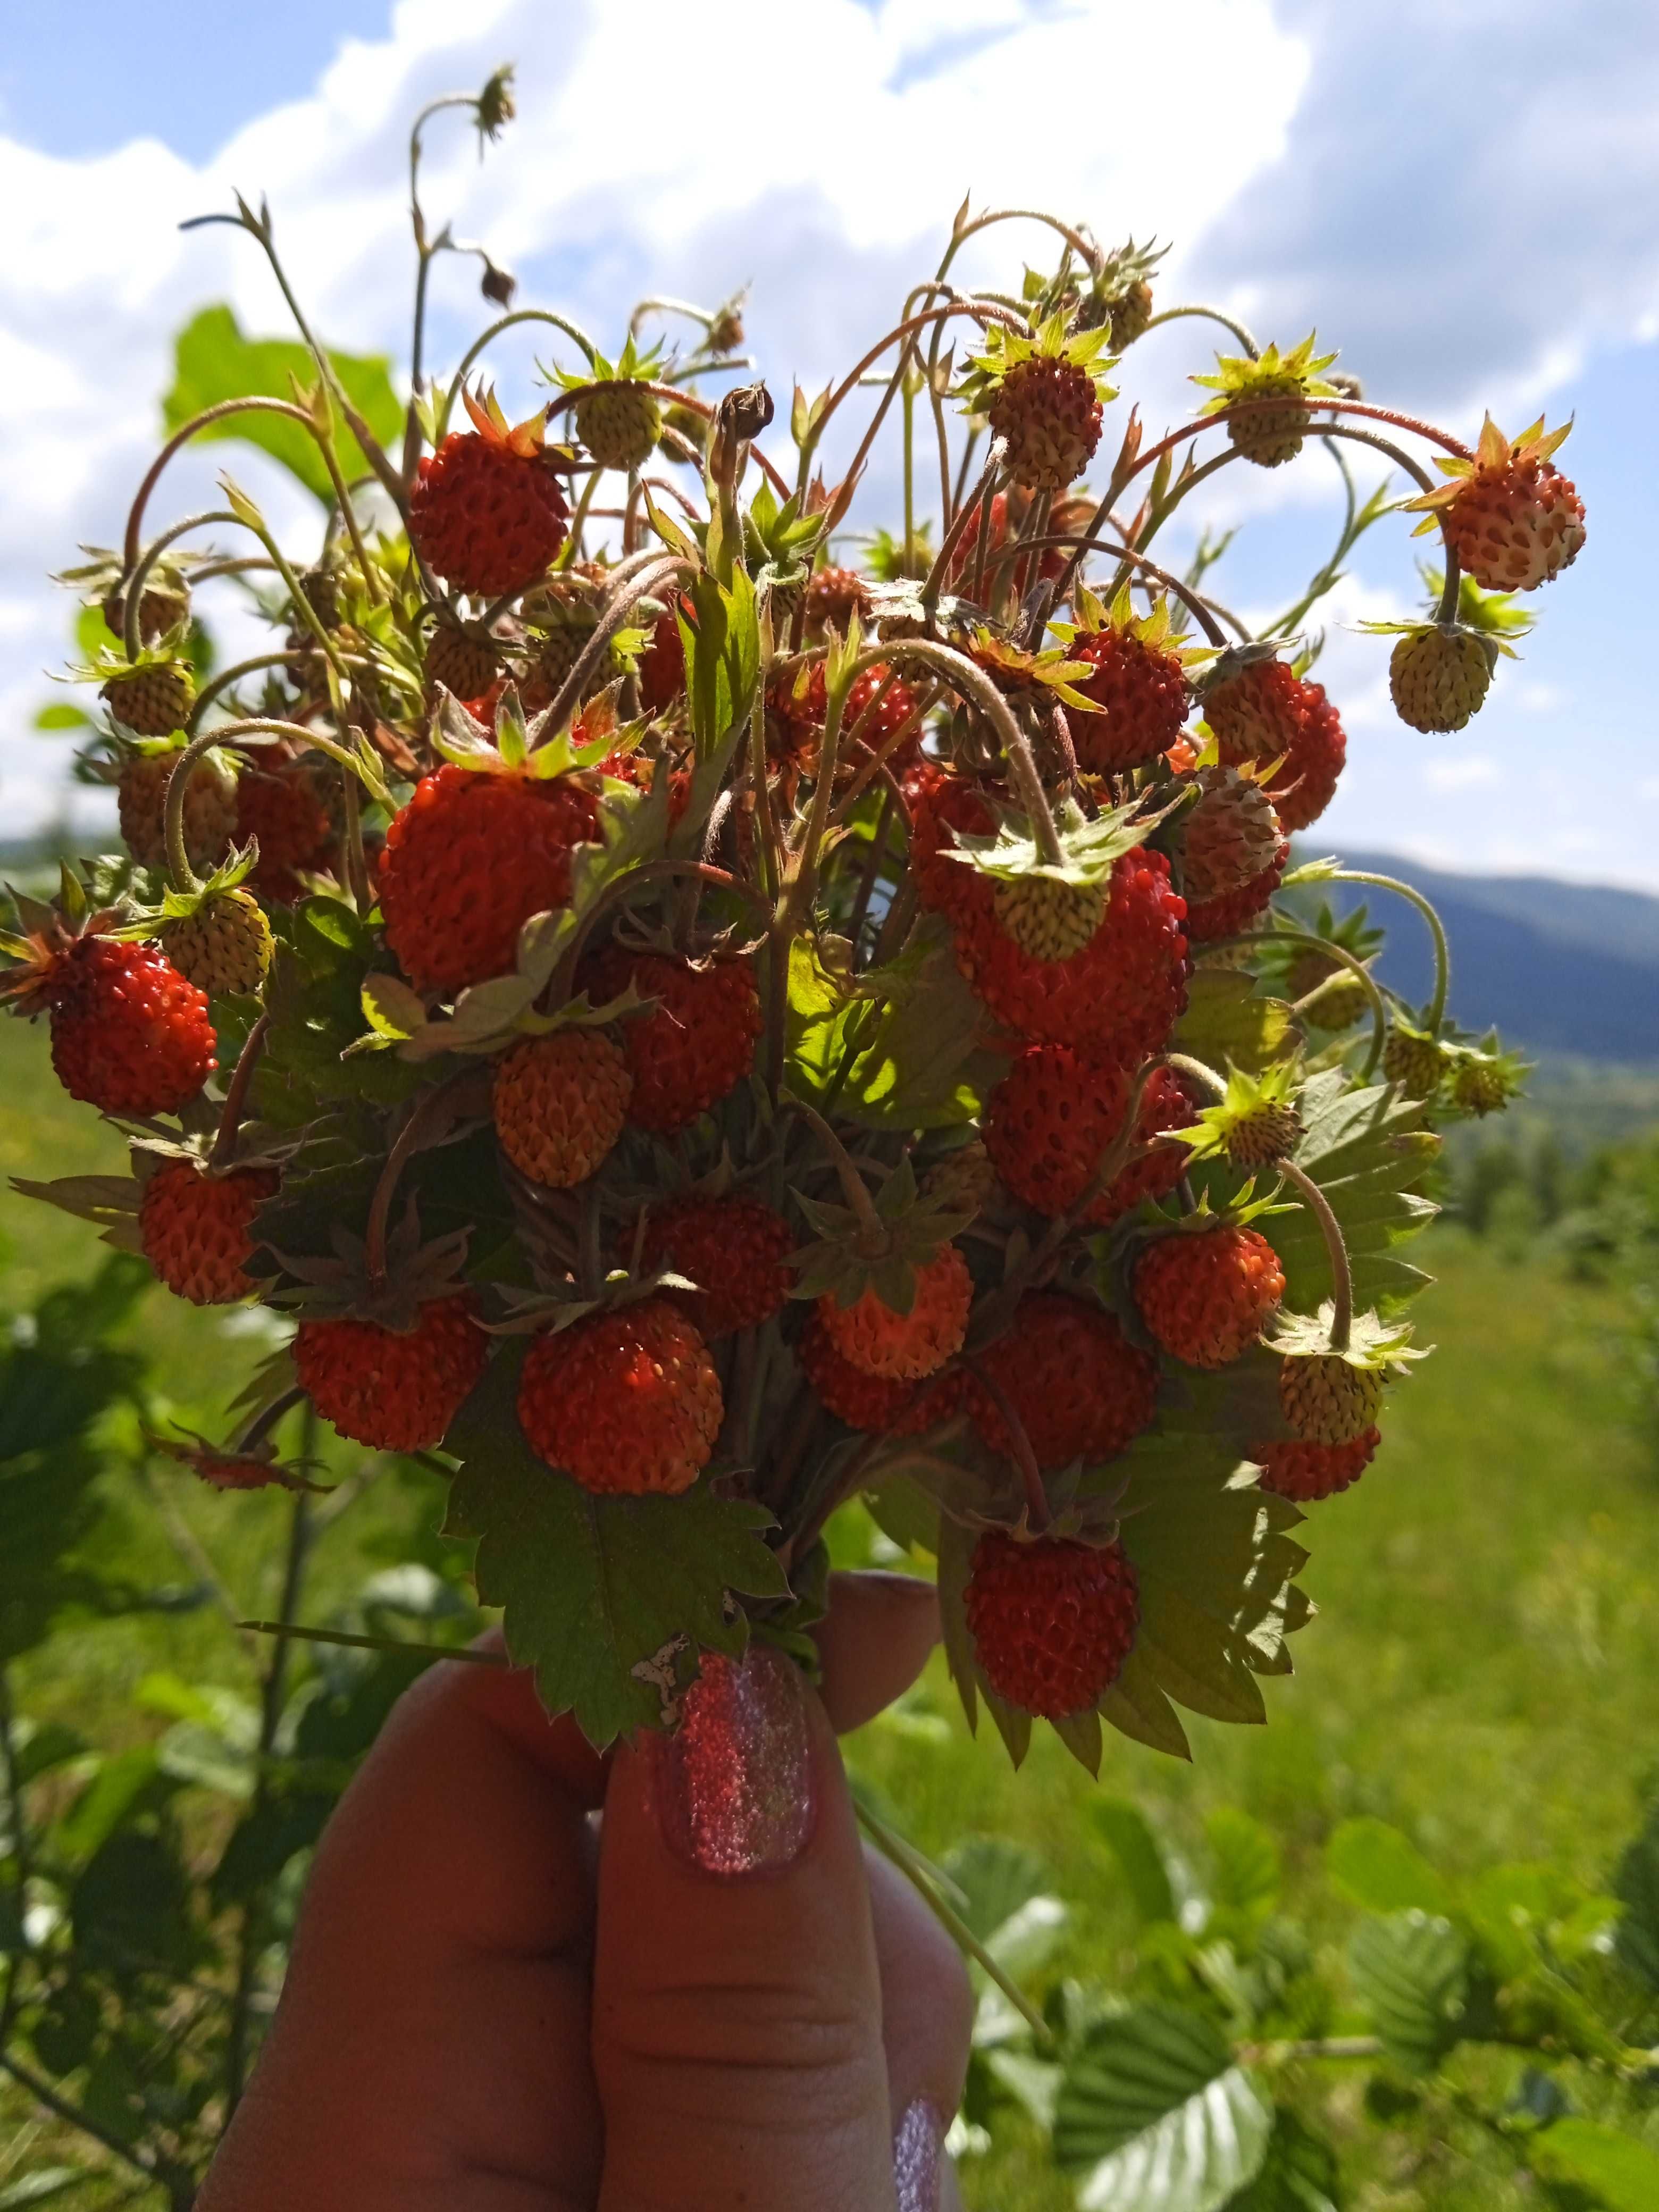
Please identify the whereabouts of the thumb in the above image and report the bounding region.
[593,1642,897,2211]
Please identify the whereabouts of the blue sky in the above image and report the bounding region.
[1,0,1655,889]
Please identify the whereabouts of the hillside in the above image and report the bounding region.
[1295,847,1659,1064]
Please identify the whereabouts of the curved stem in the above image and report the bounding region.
[123,398,351,579]
[552,857,771,1003]
[1326,868,1451,1034]
[121,510,252,660]
[798,301,1022,493]
[163,726,236,892]
[1161,1051,1227,1101]
[210,1014,271,1170]
[1278,1158,1354,1350]
[783,1094,884,1248]
[874,637,1063,866]
[533,554,689,741]
[940,205,1103,279]
[962,1360,1050,1531]
[629,294,718,338]
[1143,303,1259,355]
[920,439,1008,618]
[435,309,600,442]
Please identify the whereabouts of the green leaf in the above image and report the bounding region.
[1092,1799,1178,1925]
[940,1836,1053,1945]
[1530,2119,1659,2212]
[1207,1807,1281,1921]
[1226,2106,1342,2211]
[1327,1818,1453,1917]
[1053,2004,1273,2210]
[1174,971,1294,1076]
[52,1748,165,1863]
[1613,1797,1659,1993]
[443,1344,790,1748]
[163,303,402,503]
[1276,1073,1438,1313]
[33,702,90,732]
[72,1828,196,1973]
[1346,1912,1468,2071]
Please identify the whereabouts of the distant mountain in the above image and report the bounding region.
[1294,849,1659,1063]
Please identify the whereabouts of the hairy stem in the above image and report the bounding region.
[1327,868,1452,1034]
[1278,1158,1354,1349]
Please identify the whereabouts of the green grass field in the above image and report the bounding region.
[4,1009,1658,2208]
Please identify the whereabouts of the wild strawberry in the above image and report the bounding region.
[1402,414,1584,591]
[235,757,335,903]
[1388,625,1496,732]
[1382,1026,1447,1098]
[424,616,502,705]
[1203,656,1346,832]
[161,891,273,998]
[965,1532,1140,1717]
[409,390,569,597]
[797,1311,964,1434]
[1107,280,1154,350]
[117,747,237,873]
[921,1139,996,1221]
[990,874,1104,964]
[944,488,1084,593]
[294,1293,489,1453]
[1134,1225,1285,1368]
[987,356,1104,491]
[638,602,688,714]
[380,763,599,994]
[906,765,1000,927]
[638,1195,794,1338]
[1192,336,1339,469]
[102,579,190,647]
[771,662,924,775]
[100,659,195,736]
[516,1297,722,1495]
[492,1029,632,1187]
[582,949,761,1134]
[819,1242,971,1381]
[985,1048,1192,1225]
[1290,955,1371,1030]
[4,931,216,1117]
[804,565,869,636]
[520,573,603,709]
[1450,1057,1510,1117]
[953,846,1187,1060]
[967,1293,1158,1468]
[1225,1097,1303,1167]
[1253,1427,1380,1503]
[1278,1353,1383,1445]
[138,1157,278,1304]
[1069,627,1192,773]
[573,382,661,473]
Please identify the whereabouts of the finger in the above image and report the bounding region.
[200,1655,609,2212]
[593,1644,898,2210]
[814,1569,941,1735]
[867,1847,975,2209]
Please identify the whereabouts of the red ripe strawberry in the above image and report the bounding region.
[906,765,999,927]
[797,1312,966,1434]
[804,565,869,635]
[984,1048,1192,1225]
[638,1195,794,1337]
[582,949,761,1134]
[770,662,924,775]
[953,847,1187,1059]
[517,1297,723,1495]
[945,490,1075,591]
[138,1158,278,1305]
[424,616,501,705]
[1204,659,1346,832]
[294,1293,488,1452]
[1253,1426,1380,1502]
[968,1293,1158,1468]
[1069,628,1191,772]
[409,400,569,597]
[818,1243,973,1381]
[1133,1226,1285,1368]
[639,601,689,714]
[42,937,216,1116]
[380,764,599,994]
[1185,848,1288,942]
[965,1531,1140,1717]
[236,757,334,903]
[988,355,1104,492]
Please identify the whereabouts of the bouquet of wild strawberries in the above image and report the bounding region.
[4,70,1582,1769]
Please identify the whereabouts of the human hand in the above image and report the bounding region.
[198,1571,971,2210]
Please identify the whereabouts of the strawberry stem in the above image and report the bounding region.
[239,1620,507,1666]
[963,1359,1051,1532]
[1278,1159,1354,1351]
[1326,870,1452,1036]
[784,1094,885,1250]
[208,1013,270,1172]
[920,438,1008,618]
[1143,304,1259,356]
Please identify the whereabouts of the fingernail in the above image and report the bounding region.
[653,1644,815,1876]
[893,2099,944,2212]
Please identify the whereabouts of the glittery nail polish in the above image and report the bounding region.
[653,1644,815,1875]
[893,2099,943,2212]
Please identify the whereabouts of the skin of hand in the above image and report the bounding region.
[197,1570,972,2211]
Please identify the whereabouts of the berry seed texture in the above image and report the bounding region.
[4,64,1573,1768]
